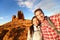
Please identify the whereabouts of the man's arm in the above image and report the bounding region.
[58,14,60,25]
[50,13,60,31]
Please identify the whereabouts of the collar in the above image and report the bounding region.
[33,25,40,31]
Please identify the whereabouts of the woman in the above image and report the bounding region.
[27,16,43,40]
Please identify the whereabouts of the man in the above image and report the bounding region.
[34,8,60,40]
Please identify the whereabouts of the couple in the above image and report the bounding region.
[27,8,60,40]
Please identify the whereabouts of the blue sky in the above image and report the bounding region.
[0,0,60,25]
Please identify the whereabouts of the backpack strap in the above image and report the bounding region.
[46,16,60,34]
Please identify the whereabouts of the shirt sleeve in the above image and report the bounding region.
[50,13,60,31]
[58,14,60,25]
[50,14,60,23]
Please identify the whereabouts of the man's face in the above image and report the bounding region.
[33,18,39,26]
[35,11,44,22]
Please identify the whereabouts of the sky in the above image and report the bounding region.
[0,0,60,25]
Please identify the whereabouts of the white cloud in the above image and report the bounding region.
[16,0,34,8]
[0,16,11,25]
[24,1,33,8]
[0,17,4,20]
[33,0,60,11]
[16,0,60,16]
[33,0,60,16]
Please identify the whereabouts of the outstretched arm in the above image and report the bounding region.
[50,13,60,31]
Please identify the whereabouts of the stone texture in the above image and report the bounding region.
[12,15,16,21]
[0,11,32,40]
[17,11,24,20]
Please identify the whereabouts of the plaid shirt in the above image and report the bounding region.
[41,14,60,40]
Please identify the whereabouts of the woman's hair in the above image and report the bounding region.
[30,16,41,37]
[30,16,36,37]
[30,25,34,37]
[31,16,40,25]
[31,16,38,24]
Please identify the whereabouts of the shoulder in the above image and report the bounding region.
[50,13,60,19]
[30,25,33,28]
[49,13,60,24]
[28,25,33,30]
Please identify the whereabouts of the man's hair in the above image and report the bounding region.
[34,8,44,15]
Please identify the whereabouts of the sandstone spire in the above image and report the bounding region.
[12,15,16,21]
[17,11,24,20]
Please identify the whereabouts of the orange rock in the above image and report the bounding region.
[0,11,32,40]
[17,11,24,20]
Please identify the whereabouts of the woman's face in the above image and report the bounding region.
[33,18,39,26]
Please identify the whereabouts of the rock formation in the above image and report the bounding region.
[17,11,24,20]
[12,15,16,21]
[0,10,32,40]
